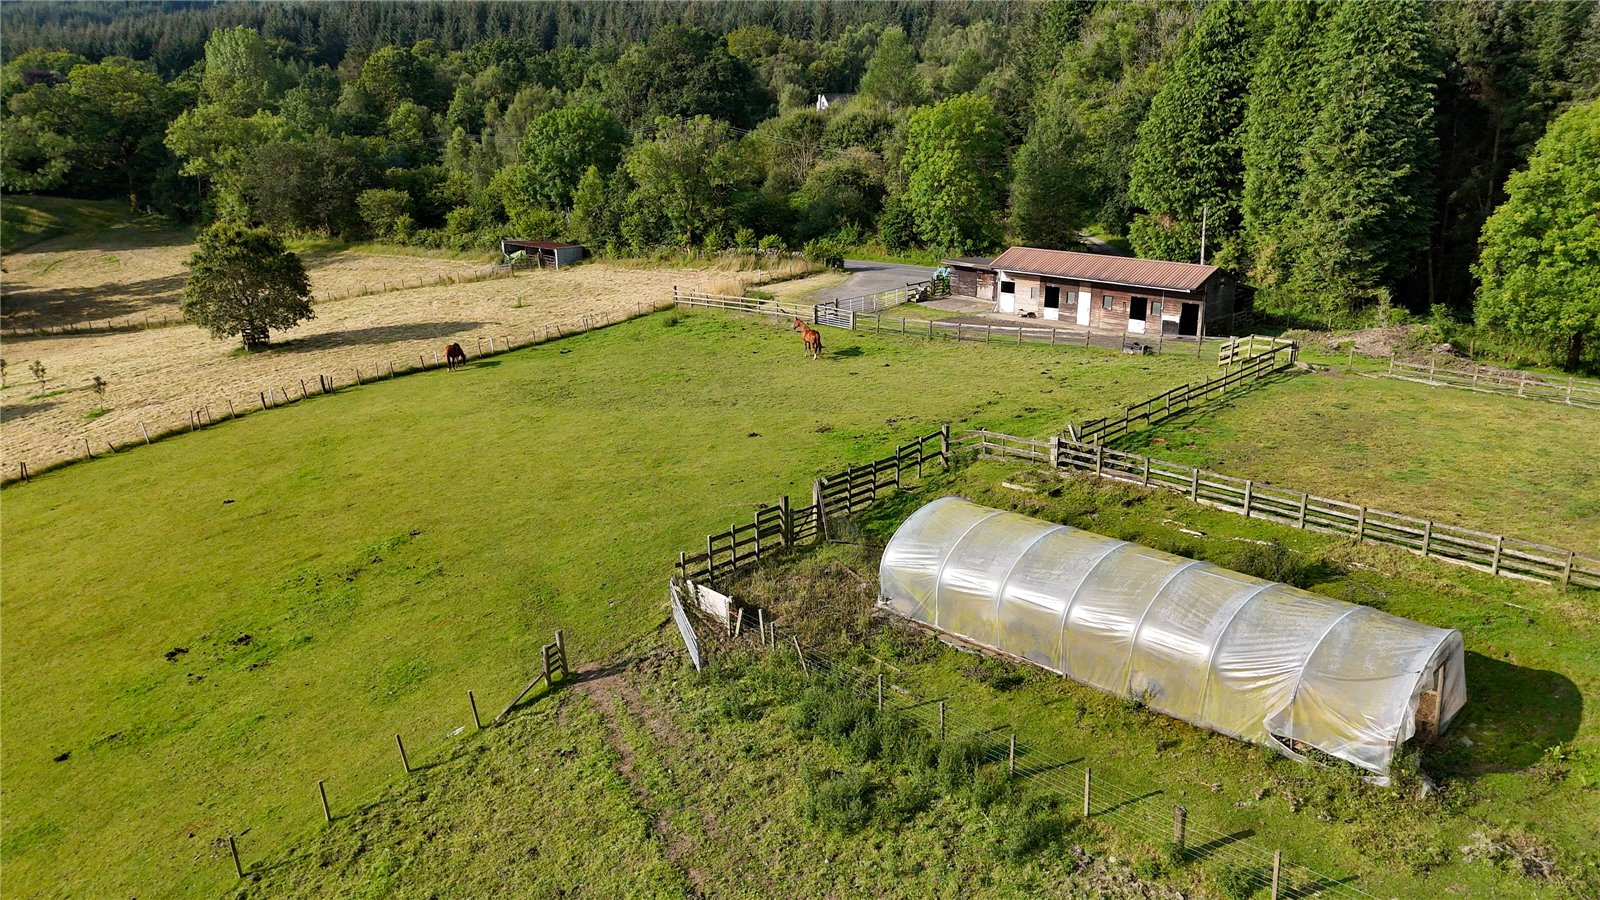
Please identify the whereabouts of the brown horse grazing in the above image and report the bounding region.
[445,343,467,370]
[792,318,823,360]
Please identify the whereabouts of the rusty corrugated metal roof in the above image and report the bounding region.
[941,257,994,268]
[990,247,1219,292]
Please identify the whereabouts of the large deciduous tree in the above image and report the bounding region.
[900,93,1006,254]
[1473,101,1600,371]
[515,102,628,210]
[608,25,767,128]
[1126,0,1251,267]
[624,115,743,246]
[182,223,312,350]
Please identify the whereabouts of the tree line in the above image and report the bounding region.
[2,1,1597,369]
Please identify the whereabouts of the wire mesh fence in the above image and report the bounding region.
[783,638,1377,900]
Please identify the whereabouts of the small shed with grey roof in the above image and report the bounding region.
[500,239,586,269]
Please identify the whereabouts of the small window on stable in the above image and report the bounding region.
[1030,286,1040,300]
[1130,297,1148,320]
[1150,300,1162,318]
[1102,295,1113,310]
[1000,281,1016,295]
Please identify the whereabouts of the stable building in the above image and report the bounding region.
[942,247,1236,338]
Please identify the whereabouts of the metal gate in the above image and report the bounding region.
[814,305,854,329]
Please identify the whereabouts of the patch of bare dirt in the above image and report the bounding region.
[574,659,709,895]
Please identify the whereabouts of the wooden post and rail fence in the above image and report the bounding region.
[1070,339,1298,446]
[1383,355,1600,410]
[959,430,1600,591]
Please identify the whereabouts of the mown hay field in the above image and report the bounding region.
[0,310,1216,898]
[1,262,836,470]
[1118,369,1600,553]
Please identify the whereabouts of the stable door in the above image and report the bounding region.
[1043,285,1060,321]
[1076,290,1091,326]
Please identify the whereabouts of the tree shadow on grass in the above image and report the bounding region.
[1426,651,1580,776]
[269,321,487,352]
[0,396,67,425]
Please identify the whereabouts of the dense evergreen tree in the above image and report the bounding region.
[1008,79,1093,250]
[1474,101,1600,371]
[858,26,926,109]
[1126,0,1251,267]
[1241,1,1327,291]
[1283,0,1440,321]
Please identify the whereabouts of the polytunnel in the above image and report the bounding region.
[878,498,1466,775]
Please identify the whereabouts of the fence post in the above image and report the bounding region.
[813,478,827,542]
[1173,806,1187,853]
[1298,492,1308,527]
[1049,434,1060,470]
[706,533,716,579]
[938,700,946,740]
[227,398,236,418]
[1271,850,1281,899]
[1421,520,1432,556]
[1491,535,1504,576]
[940,423,951,469]
[396,734,411,773]
[1008,733,1016,775]
[1243,480,1253,518]
[1094,443,1103,476]
[1142,455,1151,486]
[1388,353,1395,376]
[1561,550,1574,589]
[140,421,151,445]
[229,835,243,878]
[318,780,332,823]
[877,673,884,711]
[779,495,793,546]
[1191,468,1200,501]
[1083,768,1092,817]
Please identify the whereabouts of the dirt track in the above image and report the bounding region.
[2,264,829,469]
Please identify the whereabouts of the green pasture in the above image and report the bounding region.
[0,195,178,252]
[0,310,1213,898]
[1119,368,1600,553]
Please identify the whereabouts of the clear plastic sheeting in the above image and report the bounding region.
[879,498,1467,775]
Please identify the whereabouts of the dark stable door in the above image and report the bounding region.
[1044,285,1060,308]
[1179,302,1199,336]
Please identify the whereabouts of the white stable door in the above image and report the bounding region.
[1076,291,1091,326]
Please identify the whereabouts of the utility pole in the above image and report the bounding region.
[1199,204,1208,265]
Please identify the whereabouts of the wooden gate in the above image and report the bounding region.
[814,305,855,329]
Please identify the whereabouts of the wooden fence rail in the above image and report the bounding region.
[2,299,675,486]
[962,430,1599,591]
[1383,357,1600,410]
[672,288,814,320]
[676,427,949,584]
[1071,341,1298,446]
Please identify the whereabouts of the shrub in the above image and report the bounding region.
[937,734,987,791]
[757,234,786,252]
[802,766,876,832]
[1211,862,1265,900]
[1226,540,1318,588]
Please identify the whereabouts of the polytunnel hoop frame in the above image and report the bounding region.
[1194,581,1277,734]
[1389,629,1461,757]
[991,524,1067,637]
[931,510,1005,630]
[1121,559,1205,697]
[1053,541,1131,673]
[1277,605,1362,755]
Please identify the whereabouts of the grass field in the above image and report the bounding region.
[0,310,1215,898]
[1117,368,1600,553]
[730,462,1600,898]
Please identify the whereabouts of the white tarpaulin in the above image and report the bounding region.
[878,497,1466,774]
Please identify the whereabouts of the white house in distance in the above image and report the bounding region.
[815,93,853,111]
[941,247,1238,338]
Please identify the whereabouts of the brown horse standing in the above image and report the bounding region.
[445,343,467,370]
[792,318,823,360]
